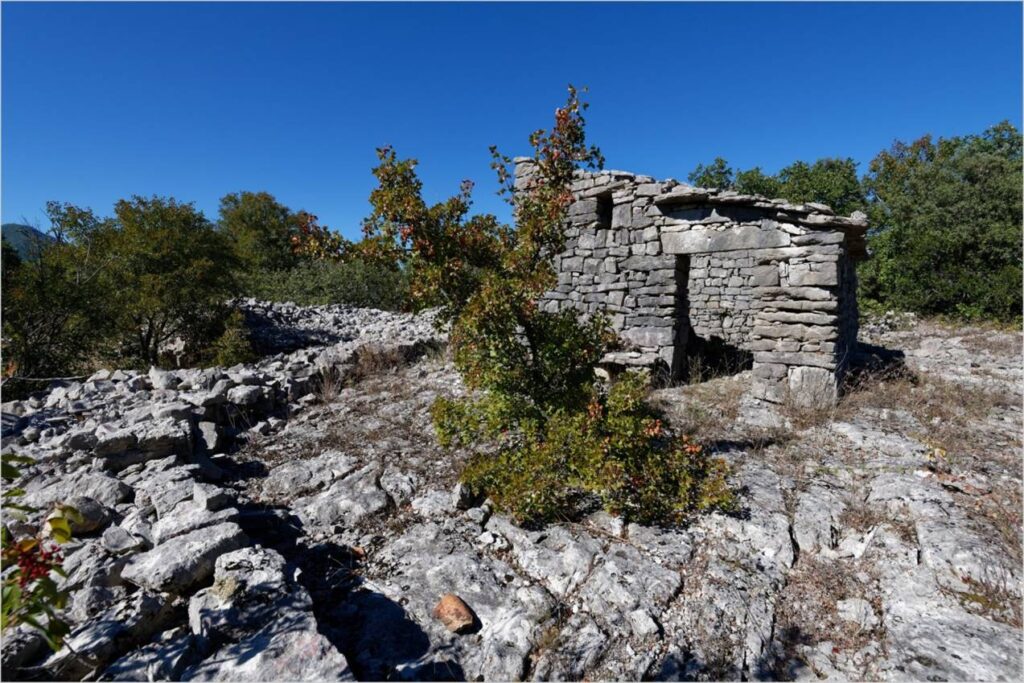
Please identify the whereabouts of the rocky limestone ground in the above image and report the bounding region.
[1,303,1021,681]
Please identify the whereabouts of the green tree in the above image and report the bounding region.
[734,167,782,197]
[106,196,239,365]
[218,191,300,271]
[209,309,256,367]
[687,156,734,189]
[860,122,1022,321]
[688,156,866,214]
[777,157,866,214]
[1,203,113,389]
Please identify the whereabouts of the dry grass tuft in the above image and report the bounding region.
[948,571,1023,628]
[778,390,840,431]
[349,340,446,385]
[837,368,1018,460]
[314,366,344,404]
[836,503,888,535]
[959,332,1024,358]
[656,376,747,441]
[772,557,884,666]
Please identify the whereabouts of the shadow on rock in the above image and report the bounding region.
[847,343,912,386]
[233,495,441,681]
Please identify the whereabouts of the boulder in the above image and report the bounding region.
[184,547,353,681]
[94,429,138,457]
[227,385,263,406]
[44,591,176,680]
[121,522,248,594]
[101,626,199,681]
[149,366,180,390]
[63,495,113,534]
[151,500,239,544]
[101,525,147,555]
[193,482,233,511]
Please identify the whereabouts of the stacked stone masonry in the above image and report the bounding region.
[514,159,869,405]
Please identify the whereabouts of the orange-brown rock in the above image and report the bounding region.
[432,593,476,634]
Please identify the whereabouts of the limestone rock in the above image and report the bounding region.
[184,547,353,681]
[121,522,248,594]
[63,496,113,534]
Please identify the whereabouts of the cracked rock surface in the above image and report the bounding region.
[2,307,1021,681]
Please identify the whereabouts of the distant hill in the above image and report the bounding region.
[1,223,54,260]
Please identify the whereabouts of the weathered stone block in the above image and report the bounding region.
[750,377,786,403]
[750,265,779,287]
[755,311,838,326]
[622,255,672,272]
[612,203,632,229]
[753,324,837,341]
[662,225,791,254]
[621,327,673,347]
[789,262,838,287]
[753,351,837,370]
[788,366,838,406]
[792,232,845,246]
[569,199,598,217]
[753,363,787,379]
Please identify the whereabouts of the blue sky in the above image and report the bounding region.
[3,2,1021,237]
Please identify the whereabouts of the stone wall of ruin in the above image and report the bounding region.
[515,159,868,404]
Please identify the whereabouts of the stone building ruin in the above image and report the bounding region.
[514,159,869,405]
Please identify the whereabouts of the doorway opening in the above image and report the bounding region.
[674,255,753,384]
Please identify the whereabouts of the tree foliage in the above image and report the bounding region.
[1,203,114,388]
[290,211,348,261]
[2,197,240,391]
[688,156,866,214]
[218,191,300,272]
[687,157,734,191]
[209,309,257,367]
[860,122,1022,321]
[776,158,866,214]
[107,196,239,365]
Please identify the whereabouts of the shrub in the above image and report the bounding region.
[860,122,1023,322]
[209,309,256,367]
[1,454,74,650]
[237,258,410,310]
[449,371,734,526]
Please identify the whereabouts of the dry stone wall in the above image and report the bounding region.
[515,159,869,404]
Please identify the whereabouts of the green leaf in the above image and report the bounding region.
[46,517,72,544]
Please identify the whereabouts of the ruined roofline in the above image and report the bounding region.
[512,157,869,235]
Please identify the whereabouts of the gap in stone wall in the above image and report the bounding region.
[595,193,613,229]
[670,255,690,383]
[684,332,754,383]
